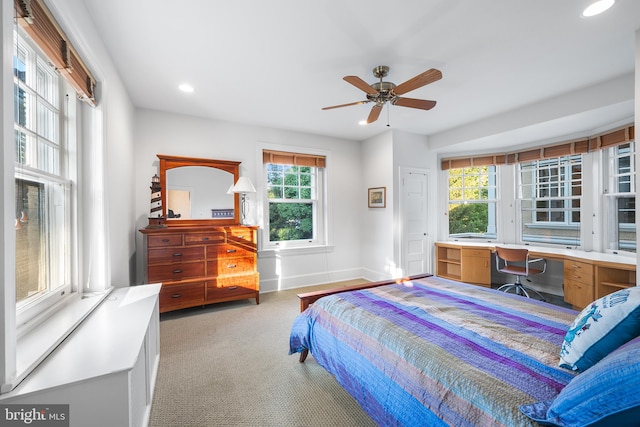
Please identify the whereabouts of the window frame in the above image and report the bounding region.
[518,155,583,247]
[13,28,76,332]
[604,142,636,253]
[263,162,325,249]
[258,146,329,252]
[446,165,498,240]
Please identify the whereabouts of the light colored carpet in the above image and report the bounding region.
[148,280,377,427]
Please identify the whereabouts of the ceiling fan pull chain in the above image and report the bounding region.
[387,104,390,127]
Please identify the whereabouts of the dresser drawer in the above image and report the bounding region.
[148,234,183,247]
[148,246,204,264]
[206,274,259,302]
[225,227,257,244]
[184,232,225,245]
[207,256,255,276]
[148,262,205,282]
[564,260,594,284]
[159,282,205,312]
[207,244,254,259]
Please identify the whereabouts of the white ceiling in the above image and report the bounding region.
[81,0,640,154]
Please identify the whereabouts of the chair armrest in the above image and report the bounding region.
[526,257,547,274]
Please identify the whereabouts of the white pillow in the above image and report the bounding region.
[559,286,640,372]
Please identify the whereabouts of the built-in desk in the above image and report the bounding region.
[435,241,636,309]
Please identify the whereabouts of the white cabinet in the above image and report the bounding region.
[0,284,161,427]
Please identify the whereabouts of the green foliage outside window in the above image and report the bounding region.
[268,203,313,241]
[448,166,496,237]
[449,203,489,234]
[267,163,315,242]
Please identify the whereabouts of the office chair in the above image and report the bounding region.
[495,246,547,301]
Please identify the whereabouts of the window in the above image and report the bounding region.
[605,142,636,252]
[263,150,326,248]
[14,30,75,324]
[519,155,582,246]
[447,166,497,239]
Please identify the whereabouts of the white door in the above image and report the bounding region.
[401,168,429,276]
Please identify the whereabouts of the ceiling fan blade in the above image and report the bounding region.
[343,75,378,95]
[393,68,442,96]
[366,104,382,124]
[322,100,369,110]
[393,97,437,110]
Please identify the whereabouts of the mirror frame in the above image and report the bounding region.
[158,154,240,226]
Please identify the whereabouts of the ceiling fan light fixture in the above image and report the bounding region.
[582,0,615,17]
[324,65,441,124]
[178,83,194,93]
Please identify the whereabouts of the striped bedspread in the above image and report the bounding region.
[289,276,579,426]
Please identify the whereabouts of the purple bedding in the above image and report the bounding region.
[290,275,579,426]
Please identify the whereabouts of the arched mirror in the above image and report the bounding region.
[158,154,240,226]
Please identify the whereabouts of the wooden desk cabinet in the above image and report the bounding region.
[435,242,636,310]
[141,225,259,313]
[563,260,594,309]
[461,248,492,287]
[435,243,491,287]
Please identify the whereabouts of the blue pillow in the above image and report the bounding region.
[520,336,640,426]
[559,286,640,372]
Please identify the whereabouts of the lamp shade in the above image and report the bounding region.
[232,177,256,194]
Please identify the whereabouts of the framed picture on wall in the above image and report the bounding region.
[368,187,386,208]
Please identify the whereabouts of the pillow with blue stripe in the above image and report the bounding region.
[558,286,640,372]
[520,336,640,426]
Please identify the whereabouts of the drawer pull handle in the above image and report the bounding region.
[202,237,209,241]
[237,235,245,239]
[228,286,238,291]
[227,264,237,269]
[171,293,182,299]
[226,249,237,253]
[162,239,170,243]
[173,253,183,257]
[172,269,183,274]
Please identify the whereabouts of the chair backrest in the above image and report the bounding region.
[495,246,528,263]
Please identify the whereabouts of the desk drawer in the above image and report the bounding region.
[564,278,594,310]
[461,248,489,258]
[564,260,594,284]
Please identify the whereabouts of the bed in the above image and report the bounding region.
[289,274,640,426]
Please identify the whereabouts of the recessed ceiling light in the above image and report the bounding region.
[582,0,615,17]
[178,83,194,93]
[358,120,368,126]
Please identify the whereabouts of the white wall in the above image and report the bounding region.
[51,0,136,289]
[133,109,363,291]
[360,131,395,280]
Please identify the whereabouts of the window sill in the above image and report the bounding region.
[259,244,334,258]
[524,222,580,230]
[8,288,113,393]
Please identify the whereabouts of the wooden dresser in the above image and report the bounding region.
[140,225,259,313]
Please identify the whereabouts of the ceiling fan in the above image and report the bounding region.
[322,65,442,124]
